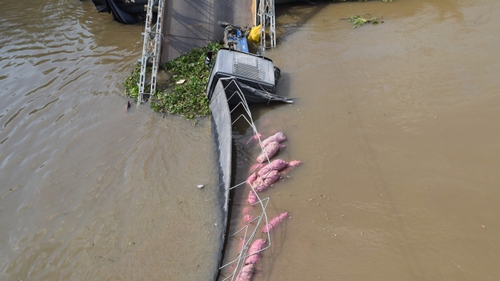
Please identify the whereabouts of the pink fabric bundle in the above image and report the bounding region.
[288,160,303,168]
[242,207,254,222]
[246,172,258,185]
[261,132,287,148]
[252,170,280,192]
[264,171,280,185]
[243,214,254,223]
[236,264,254,281]
[245,238,266,265]
[257,159,288,177]
[251,177,265,192]
[256,141,285,163]
[247,190,258,205]
[242,206,252,215]
[281,160,303,174]
[262,212,289,233]
[249,162,265,173]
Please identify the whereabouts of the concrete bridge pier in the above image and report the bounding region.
[161,0,255,62]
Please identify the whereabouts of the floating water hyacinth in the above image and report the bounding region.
[349,15,378,29]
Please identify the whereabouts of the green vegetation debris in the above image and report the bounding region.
[123,41,223,121]
[152,42,222,120]
[123,63,142,100]
[349,15,379,28]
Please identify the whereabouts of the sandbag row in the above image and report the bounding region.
[235,131,303,281]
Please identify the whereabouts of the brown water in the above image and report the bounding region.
[2,0,500,281]
[0,1,222,280]
[239,0,500,280]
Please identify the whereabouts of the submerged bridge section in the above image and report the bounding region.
[161,0,255,62]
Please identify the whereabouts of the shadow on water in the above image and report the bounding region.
[275,1,327,43]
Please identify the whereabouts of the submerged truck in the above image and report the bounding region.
[206,48,292,281]
[206,48,291,105]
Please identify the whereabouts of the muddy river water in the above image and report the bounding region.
[1,0,500,280]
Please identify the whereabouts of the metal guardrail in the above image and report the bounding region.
[138,0,165,105]
[257,0,276,49]
[212,78,274,281]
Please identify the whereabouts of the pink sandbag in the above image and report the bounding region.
[262,212,289,233]
[257,159,288,177]
[256,141,285,163]
[242,206,254,223]
[242,206,252,215]
[252,170,280,192]
[251,177,266,192]
[261,132,287,148]
[247,190,258,205]
[248,163,265,173]
[236,264,254,281]
[243,214,254,223]
[263,170,280,185]
[243,132,263,145]
[288,160,303,168]
[246,172,258,185]
[281,159,303,174]
[245,238,266,265]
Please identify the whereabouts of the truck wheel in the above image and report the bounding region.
[274,67,281,81]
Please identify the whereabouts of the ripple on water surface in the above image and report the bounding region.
[1,1,223,280]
